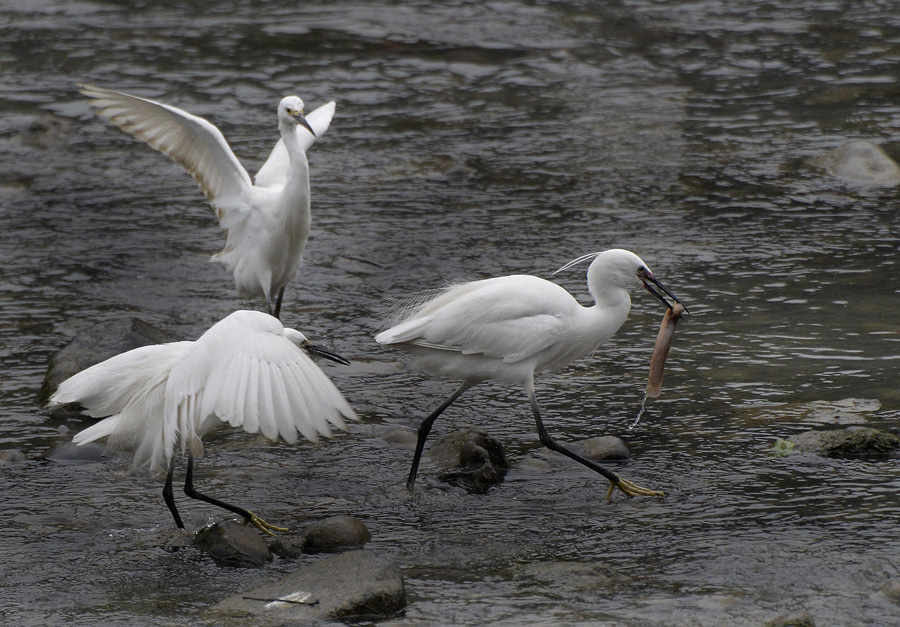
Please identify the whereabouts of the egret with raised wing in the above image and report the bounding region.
[375,248,686,501]
[49,310,356,534]
[81,85,336,318]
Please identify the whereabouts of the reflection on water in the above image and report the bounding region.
[2,1,899,625]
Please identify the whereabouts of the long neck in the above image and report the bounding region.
[278,120,311,201]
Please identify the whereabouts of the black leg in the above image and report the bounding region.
[527,389,663,500]
[182,453,289,534]
[272,286,285,320]
[406,383,471,492]
[527,392,621,484]
[163,459,185,529]
[183,453,255,520]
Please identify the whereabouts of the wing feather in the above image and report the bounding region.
[376,275,575,363]
[164,310,355,452]
[81,85,253,211]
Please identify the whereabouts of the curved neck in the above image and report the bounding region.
[278,120,310,197]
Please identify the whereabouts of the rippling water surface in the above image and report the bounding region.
[2,1,899,625]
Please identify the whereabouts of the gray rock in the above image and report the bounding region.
[378,426,419,447]
[46,441,106,464]
[0,450,26,463]
[41,317,176,410]
[765,610,815,627]
[269,515,371,557]
[195,520,272,569]
[790,427,900,459]
[429,427,508,493]
[211,550,405,624]
[811,140,900,185]
[880,579,900,602]
[571,436,630,461]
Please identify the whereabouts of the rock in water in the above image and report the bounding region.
[211,550,405,623]
[429,427,508,493]
[790,427,900,459]
[811,140,900,186]
[41,317,176,410]
[571,436,630,461]
[269,515,371,557]
[765,610,816,627]
[195,520,272,569]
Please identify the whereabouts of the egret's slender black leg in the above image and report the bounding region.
[406,382,472,492]
[272,287,285,320]
[163,459,184,529]
[183,453,288,535]
[527,391,664,500]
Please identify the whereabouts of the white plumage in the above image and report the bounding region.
[81,85,336,317]
[376,249,685,500]
[52,310,356,474]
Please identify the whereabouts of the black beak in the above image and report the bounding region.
[303,342,350,365]
[639,269,689,315]
[294,112,316,137]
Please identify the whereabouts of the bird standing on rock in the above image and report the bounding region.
[375,248,686,500]
[81,85,336,318]
[48,310,357,534]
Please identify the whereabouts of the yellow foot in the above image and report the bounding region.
[242,511,289,536]
[604,476,665,502]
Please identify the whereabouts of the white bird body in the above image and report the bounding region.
[81,86,336,313]
[52,310,356,475]
[376,252,639,387]
[376,249,684,500]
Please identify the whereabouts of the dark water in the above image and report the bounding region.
[2,1,900,625]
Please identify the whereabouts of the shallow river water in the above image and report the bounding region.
[2,1,900,625]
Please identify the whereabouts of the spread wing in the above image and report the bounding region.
[254,101,336,188]
[375,275,576,364]
[162,310,356,462]
[81,85,253,212]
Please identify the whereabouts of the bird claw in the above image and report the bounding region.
[605,476,665,502]
[242,512,289,536]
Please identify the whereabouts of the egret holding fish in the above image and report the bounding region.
[375,248,686,500]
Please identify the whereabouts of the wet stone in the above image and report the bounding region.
[41,317,177,411]
[46,441,106,464]
[879,579,900,602]
[210,549,405,624]
[378,426,419,447]
[811,140,900,185]
[195,520,272,569]
[765,610,816,627]
[789,427,900,459]
[571,436,630,461]
[0,450,26,463]
[429,427,508,494]
[269,515,371,558]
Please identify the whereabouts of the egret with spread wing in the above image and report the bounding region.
[49,310,356,534]
[376,249,686,501]
[81,85,336,318]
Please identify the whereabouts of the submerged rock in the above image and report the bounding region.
[46,441,106,465]
[269,515,371,557]
[0,450,26,463]
[211,550,405,624]
[41,317,176,411]
[811,140,900,186]
[790,427,900,459]
[765,609,816,627]
[195,520,272,569]
[429,427,508,493]
[571,436,630,461]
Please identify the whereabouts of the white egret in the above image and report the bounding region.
[48,310,357,534]
[80,85,336,318]
[375,249,686,500]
